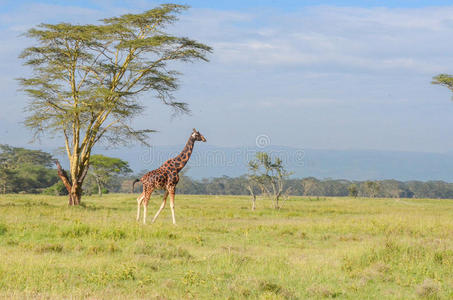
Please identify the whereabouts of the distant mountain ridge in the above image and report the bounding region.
[93,145,453,181]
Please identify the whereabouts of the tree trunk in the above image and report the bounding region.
[274,195,280,209]
[55,160,83,206]
[247,185,256,211]
[70,183,82,205]
[96,177,102,197]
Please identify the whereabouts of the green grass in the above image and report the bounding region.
[0,194,452,299]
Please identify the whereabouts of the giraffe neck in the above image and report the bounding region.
[174,136,196,172]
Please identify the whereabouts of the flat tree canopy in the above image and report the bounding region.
[89,154,132,196]
[432,74,453,100]
[18,4,212,205]
[248,152,292,209]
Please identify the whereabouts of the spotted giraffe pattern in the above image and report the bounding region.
[134,128,206,224]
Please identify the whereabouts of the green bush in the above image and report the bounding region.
[42,181,68,196]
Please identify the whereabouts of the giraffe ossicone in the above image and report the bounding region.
[133,129,207,224]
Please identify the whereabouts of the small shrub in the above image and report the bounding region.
[240,288,251,297]
[259,281,282,294]
[108,243,120,253]
[183,271,205,286]
[338,234,362,242]
[341,256,355,273]
[115,265,136,281]
[0,224,7,235]
[167,233,177,239]
[279,228,296,236]
[34,243,64,253]
[191,234,204,245]
[100,228,126,240]
[307,284,341,298]
[85,243,119,255]
[60,224,93,238]
[259,280,295,299]
[6,239,18,246]
[86,245,106,255]
[41,181,68,196]
[416,279,440,298]
[433,252,443,264]
[433,250,453,265]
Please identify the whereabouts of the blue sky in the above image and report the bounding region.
[1,0,453,154]
[2,0,453,10]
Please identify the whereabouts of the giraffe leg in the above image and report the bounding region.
[136,192,145,222]
[143,203,147,224]
[143,188,153,225]
[169,190,176,225]
[152,190,168,223]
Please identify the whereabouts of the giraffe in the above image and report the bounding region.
[133,128,206,224]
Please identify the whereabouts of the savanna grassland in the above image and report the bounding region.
[0,194,452,299]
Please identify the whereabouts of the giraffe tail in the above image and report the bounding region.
[131,179,140,193]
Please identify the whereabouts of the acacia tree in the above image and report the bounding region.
[432,74,453,98]
[19,4,211,205]
[248,152,292,209]
[301,177,320,196]
[365,181,380,198]
[0,145,55,194]
[348,183,358,198]
[89,155,132,196]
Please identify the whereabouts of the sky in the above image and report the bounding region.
[1,0,453,154]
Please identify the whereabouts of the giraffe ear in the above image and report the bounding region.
[193,128,197,132]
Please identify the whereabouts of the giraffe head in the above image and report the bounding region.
[192,128,207,142]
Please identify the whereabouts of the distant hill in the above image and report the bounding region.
[92,145,453,181]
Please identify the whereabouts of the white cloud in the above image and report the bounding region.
[176,6,453,74]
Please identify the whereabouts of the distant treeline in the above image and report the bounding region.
[169,175,453,199]
[3,145,453,199]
